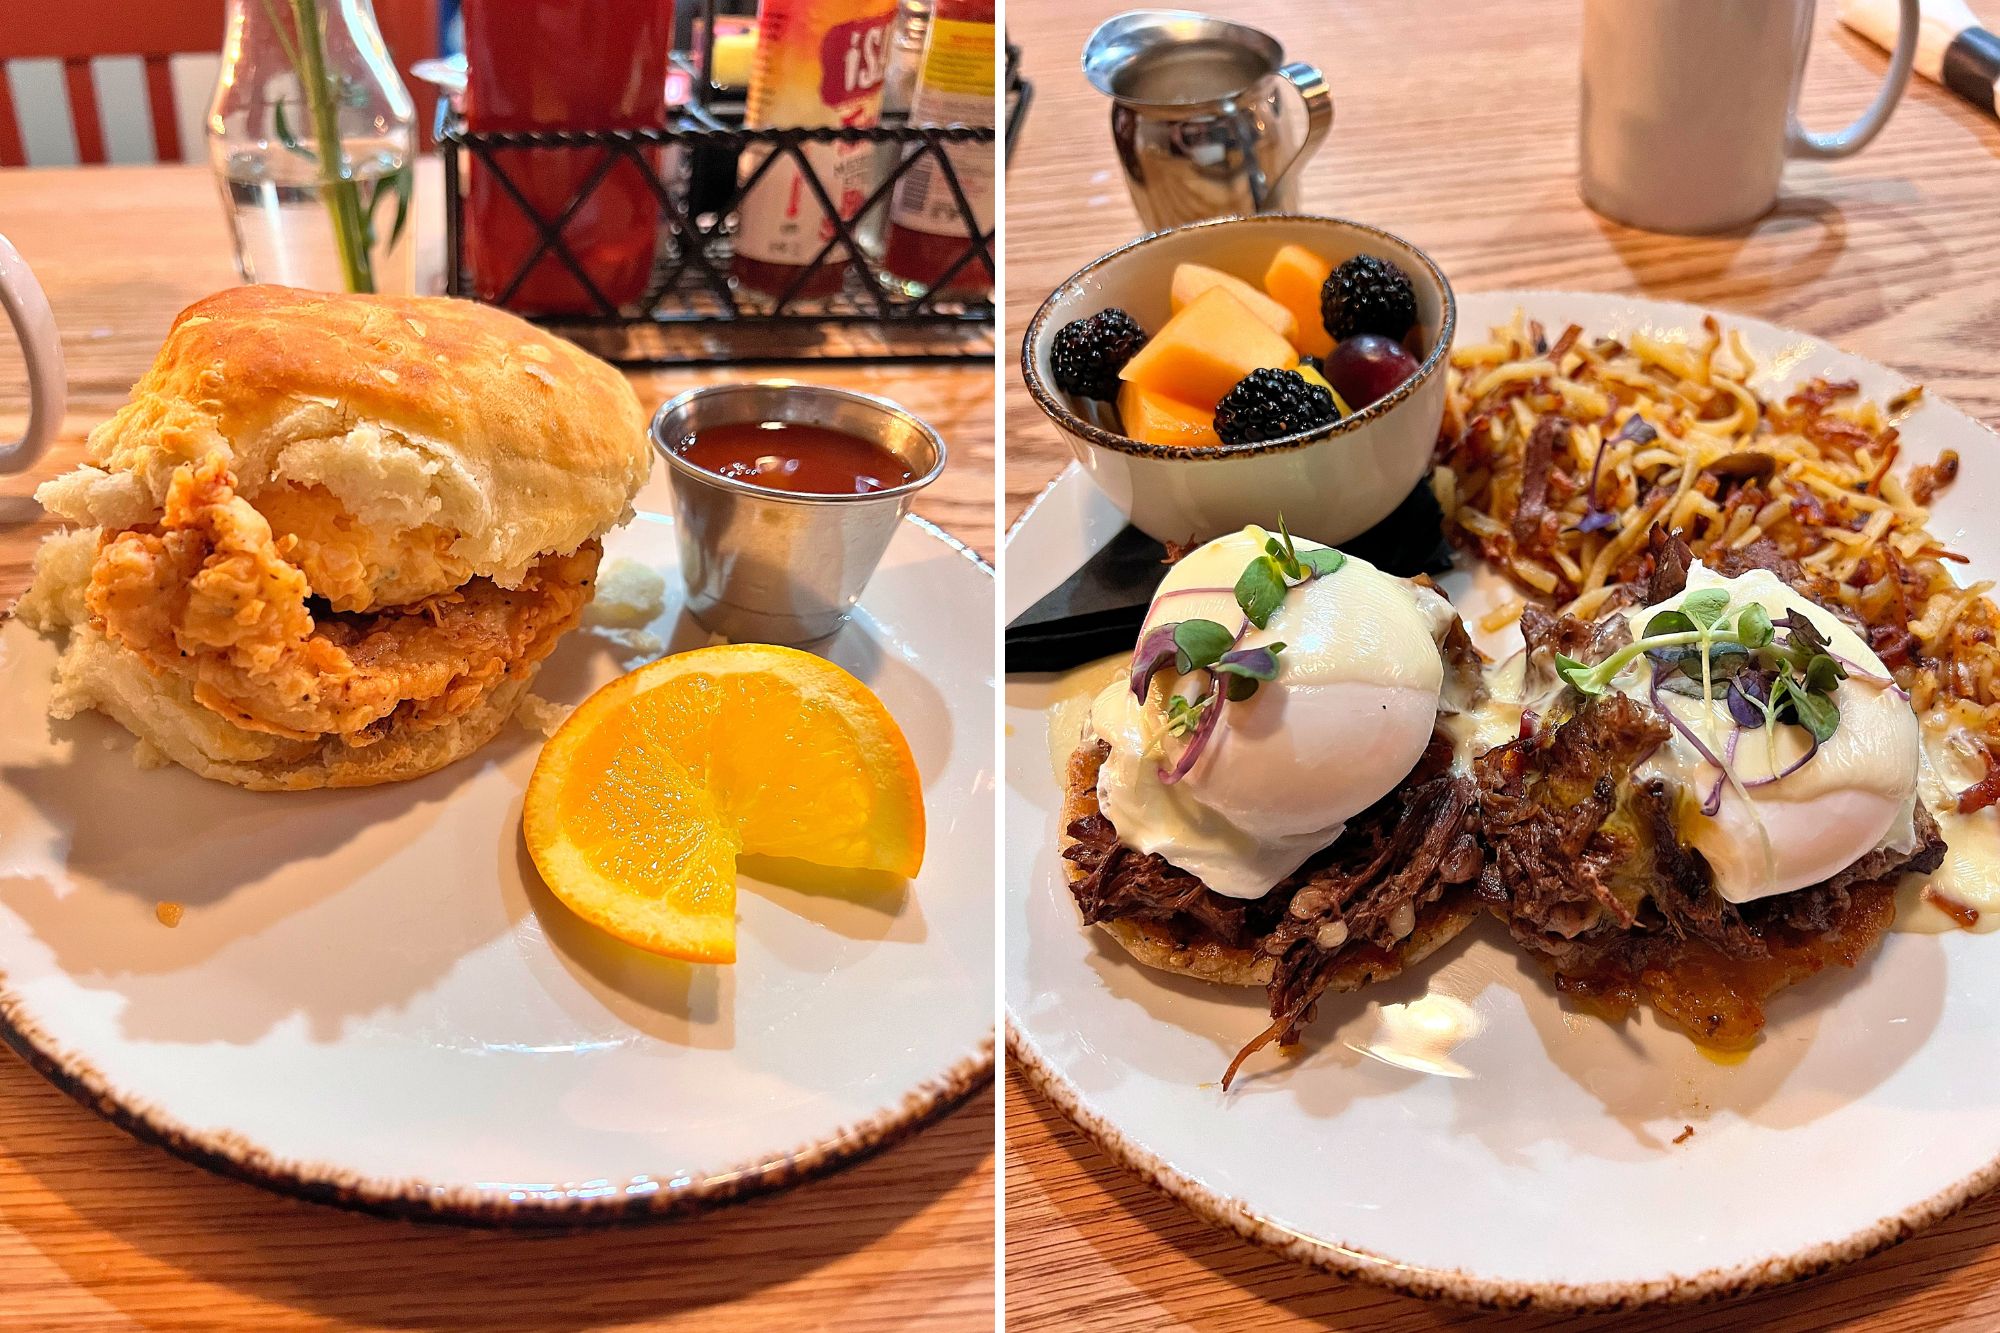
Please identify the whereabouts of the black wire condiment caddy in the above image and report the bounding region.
[437,26,1024,366]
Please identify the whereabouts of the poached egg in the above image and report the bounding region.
[1619,562,1921,904]
[1087,527,1458,900]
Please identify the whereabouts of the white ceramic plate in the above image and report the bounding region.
[1006,291,2000,1308]
[0,497,994,1224]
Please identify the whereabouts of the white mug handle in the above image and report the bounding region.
[1788,0,1919,159]
[0,233,65,475]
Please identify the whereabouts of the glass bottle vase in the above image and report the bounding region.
[207,0,417,294]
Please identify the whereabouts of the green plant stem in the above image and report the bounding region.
[288,0,372,292]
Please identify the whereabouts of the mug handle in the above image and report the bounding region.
[1786,0,1919,159]
[0,234,65,476]
[1270,61,1334,200]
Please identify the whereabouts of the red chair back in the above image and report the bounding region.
[0,0,437,168]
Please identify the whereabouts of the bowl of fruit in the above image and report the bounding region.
[1020,214,1455,544]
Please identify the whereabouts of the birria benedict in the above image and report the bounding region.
[1476,530,1946,1047]
[1061,525,1485,1082]
[18,286,651,790]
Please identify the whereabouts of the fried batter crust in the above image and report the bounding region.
[88,458,596,743]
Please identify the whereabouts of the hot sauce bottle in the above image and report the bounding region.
[883,0,995,299]
[734,0,898,304]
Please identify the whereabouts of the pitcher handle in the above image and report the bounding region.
[1271,61,1334,200]
[1787,0,1918,159]
[0,234,64,476]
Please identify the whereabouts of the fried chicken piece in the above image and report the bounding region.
[89,458,597,743]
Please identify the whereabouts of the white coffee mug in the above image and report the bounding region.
[0,233,64,475]
[1580,0,1919,234]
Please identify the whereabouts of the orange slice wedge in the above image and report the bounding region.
[523,644,925,963]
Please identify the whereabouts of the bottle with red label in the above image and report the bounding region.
[883,0,994,299]
[734,0,898,304]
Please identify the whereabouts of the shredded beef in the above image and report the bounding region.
[1520,602,1631,672]
[1061,760,1286,949]
[1512,416,1566,555]
[1476,677,1948,1046]
[1645,524,1809,603]
[1063,732,1484,1077]
[1475,693,1668,941]
[1259,736,1482,1043]
[1644,525,1693,604]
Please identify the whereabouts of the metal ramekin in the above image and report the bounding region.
[651,382,947,643]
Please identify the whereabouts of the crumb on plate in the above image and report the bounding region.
[584,558,666,628]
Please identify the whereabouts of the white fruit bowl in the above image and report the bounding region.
[1019,214,1456,545]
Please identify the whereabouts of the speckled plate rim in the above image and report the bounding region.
[1007,1021,1995,1312]
[1004,293,2000,1310]
[0,512,995,1230]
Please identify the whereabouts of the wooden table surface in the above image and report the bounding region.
[0,164,995,1331]
[1002,0,2000,1327]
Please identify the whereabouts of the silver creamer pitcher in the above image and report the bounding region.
[1083,11,1332,232]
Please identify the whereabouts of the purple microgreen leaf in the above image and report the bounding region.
[1224,673,1261,702]
[1658,673,1707,700]
[1743,729,1823,787]
[1707,642,1752,680]
[1159,683,1224,785]
[1213,641,1284,683]
[1778,609,1832,660]
[1571,415,1655,535]
[1650,672,1729,773]
[1615,415,1659,448]
[1646,644,1690,677]
[1726,671,1770,728]
[1703,729,1741,816]
[1130,622,1181,700]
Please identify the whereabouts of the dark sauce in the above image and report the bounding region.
[677,421,915,495]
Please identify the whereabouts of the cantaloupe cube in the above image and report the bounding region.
[1262,244,1335,359]
[1118,287,1299,410]
[1169,263,1297,343]
[1117,380,1222,449]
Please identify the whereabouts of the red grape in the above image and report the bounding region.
[1324,334,1420,410]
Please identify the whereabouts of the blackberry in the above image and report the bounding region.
[1050,307,1147,401]
[1320,254,1417,343]
[1213,368,1339,446]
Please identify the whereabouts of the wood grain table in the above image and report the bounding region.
[1002,0,2000,1327]
[0,163,995,1331]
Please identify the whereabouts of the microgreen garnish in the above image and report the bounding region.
[1214,643,1286,700]
[1172,619,1236,672]
[1234,517,1346,629]
[1575,415,1658,535]
[1235,559,1287,630]
[1164,693,1210,737]
[1557,587,1852,764]
[1130,520,1343,783]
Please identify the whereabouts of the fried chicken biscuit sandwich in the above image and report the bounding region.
[18,286,651,790]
